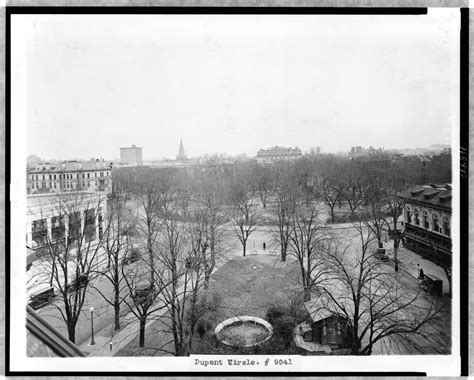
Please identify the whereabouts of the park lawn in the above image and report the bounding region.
[207,254,302,321]
[116,253,305,356]
[190,254,305,355]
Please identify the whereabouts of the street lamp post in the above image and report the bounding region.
[90,307,95,345]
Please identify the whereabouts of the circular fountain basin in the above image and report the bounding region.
[215,316,273,348]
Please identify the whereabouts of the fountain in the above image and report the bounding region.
[215,316,273,348]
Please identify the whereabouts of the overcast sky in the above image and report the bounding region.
[21,10,459,161]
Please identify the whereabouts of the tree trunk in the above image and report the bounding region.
[204,270,211,290]
[393,239,399,272]
[280,243,287,262]
[351,314,359,355]
[67,324,76,344]
[114,302,121,331]
[303,286,311,302]
[330,206,335,222]
[139,317,147,348]
[242,243,246,257]
[114,267,121,330]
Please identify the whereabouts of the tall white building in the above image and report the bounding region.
[120,145,142,165]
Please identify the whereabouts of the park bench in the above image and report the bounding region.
[29,287,55,310]
[374,248,389,261]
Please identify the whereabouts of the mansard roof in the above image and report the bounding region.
[398,184,452,211]
[28,160,112,173]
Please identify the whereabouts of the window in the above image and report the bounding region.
[53,182,56,189]
[49,175,52,180]
[87,173,90,178]
[42,175,45,180]
[432,214,440,233]
[444,217,450,237]
[423,211,429,229]
[51,216,65,241]
[68,212,81,243]
[414,209,420,225]
[82,173,85,178]
[98,209,103,240]
[95,172,97,178]
[87,181,90,187]
[84,209,96,242]
[54,174,56,180]
[405,207,411,224]
[32,219,47,246]
[77,173,79,178]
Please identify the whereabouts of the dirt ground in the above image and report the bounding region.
[208,254,302,320]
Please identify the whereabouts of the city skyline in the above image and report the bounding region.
[21,11,459,160]
[27,140,451,163]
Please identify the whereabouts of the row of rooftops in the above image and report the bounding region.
[256,146,303,156]
[28,160,113,173]
[398,183,452,210]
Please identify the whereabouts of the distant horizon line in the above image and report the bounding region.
[27,143,451,163]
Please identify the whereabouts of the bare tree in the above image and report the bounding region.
[192,165,231,289]
[288,203,331,301]
[118,167,176,348]
[120,249,170,348]
[381,178,406,272]
[250,162,273,209]
[272,163,300,262]
[27,192,108,343]
[340,161,365,216]
[318,221,446,355]
[154,193,210,356]
[361,175,387,249]
[91,192,136,331]
[229,180,258,257]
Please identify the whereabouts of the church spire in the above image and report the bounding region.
[177,138,187,161]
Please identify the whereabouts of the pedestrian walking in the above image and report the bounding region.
[263,242,266,251]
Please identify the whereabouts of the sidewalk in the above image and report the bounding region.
[79,297,168,357]
[383,242,450,294]
[80,244,246,356]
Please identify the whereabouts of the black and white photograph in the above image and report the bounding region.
[7,5,465,375]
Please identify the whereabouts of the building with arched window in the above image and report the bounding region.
[398,184,451,266]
